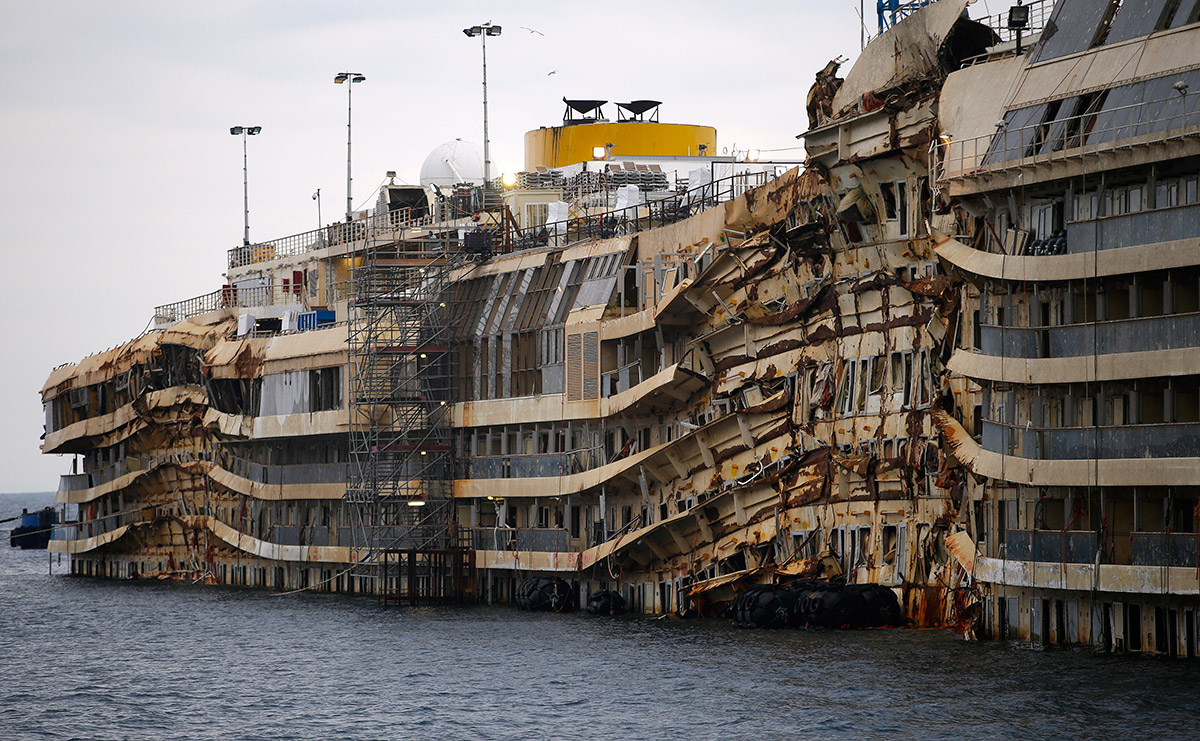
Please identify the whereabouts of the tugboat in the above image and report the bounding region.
[9,507,57,550]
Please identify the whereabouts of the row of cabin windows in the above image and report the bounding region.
[985,378,1200,429]
[986,167,1200,252]
[977,269,1200,332]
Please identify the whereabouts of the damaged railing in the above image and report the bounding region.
[938,93,1200,182]
[601,361,643,397]
[58,457,148,492]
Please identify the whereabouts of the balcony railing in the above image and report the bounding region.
[602,361,644,398]
[982,420,1200,460]
[271,525,333,547]
[1131,532,1200,568]
[938,93,1200,182]
[979,311,1200,358]
[463,447,604,479]
[219,453,348,486]
[58,457,149,492]
[1065,201,1200,253]
[1004,529,1098,564]
[471,527,570,553]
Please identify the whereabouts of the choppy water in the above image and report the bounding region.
[2,490,1199,740]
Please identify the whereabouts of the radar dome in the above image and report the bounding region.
[420,140,484,188]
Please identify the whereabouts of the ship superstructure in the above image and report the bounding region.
[934,0,1200,654]
[40,0,1200,654]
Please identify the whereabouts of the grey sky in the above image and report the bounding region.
[0,0,877,493]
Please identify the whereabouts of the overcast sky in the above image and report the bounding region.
[0,1,1010,493]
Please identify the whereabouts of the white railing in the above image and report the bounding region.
[153,285,309,325]
[227,206,445,269]
[938,92,1200,182]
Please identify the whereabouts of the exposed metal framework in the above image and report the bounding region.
[877,0,934,32]
[347,225,475,604]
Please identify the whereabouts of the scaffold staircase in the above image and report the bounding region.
[346,225,475,604]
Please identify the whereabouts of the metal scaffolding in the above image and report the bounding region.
[346,225,475,604]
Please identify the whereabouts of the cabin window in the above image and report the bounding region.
[880,180,909,236]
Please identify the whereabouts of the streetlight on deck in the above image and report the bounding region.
[463,23,501,187]
[229,125,262,246]
[334,71,366,222]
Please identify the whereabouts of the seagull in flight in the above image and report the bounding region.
[521,26,544,35]
[547,70,558,76]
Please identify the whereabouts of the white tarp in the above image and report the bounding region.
[686,166,713,204]
[237,314,255,337]
[259,370,309,416]
[546,201,572,235]
[614,185,642,215]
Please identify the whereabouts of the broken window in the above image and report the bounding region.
[891,351,913,408]
[838,359,858,417]
[882,525,898,565]
[310,367,342,412]
[915,349,933,407]
[880,182,898,220]
[868,356,886,396]
[855,358,869,412]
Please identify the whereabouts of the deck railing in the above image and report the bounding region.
[973,0,1049,44]
[161,169,772,325]
[938,93,1200,182]
[153,284,313,325]
[227,206,444,269]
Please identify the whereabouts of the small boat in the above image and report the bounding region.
[9,507,58,550]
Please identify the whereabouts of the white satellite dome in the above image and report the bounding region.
[419,139,484,188]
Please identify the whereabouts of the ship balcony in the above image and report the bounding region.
[472,526,569,553]
[1066,201,1200,254]
[462,448,603,480]
[935,408,1200,487]
[938,91,1200,185]
[978,311,1200,359]
[210,453,348,501]
[219,454,347,487]
[932,228,1200,285]
[998,530,1200,569]
[974,555,1200,596]
[978,529,1200,592]
[982,420,1200,460]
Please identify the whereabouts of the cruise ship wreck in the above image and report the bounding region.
[41,0,1200,654]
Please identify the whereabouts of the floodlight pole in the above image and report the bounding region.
[464,23,501,186]
[482,31,491,186]
[230,126,261,246]
[335,72,366,222]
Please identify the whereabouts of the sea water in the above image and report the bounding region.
[2,491,1198,740]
